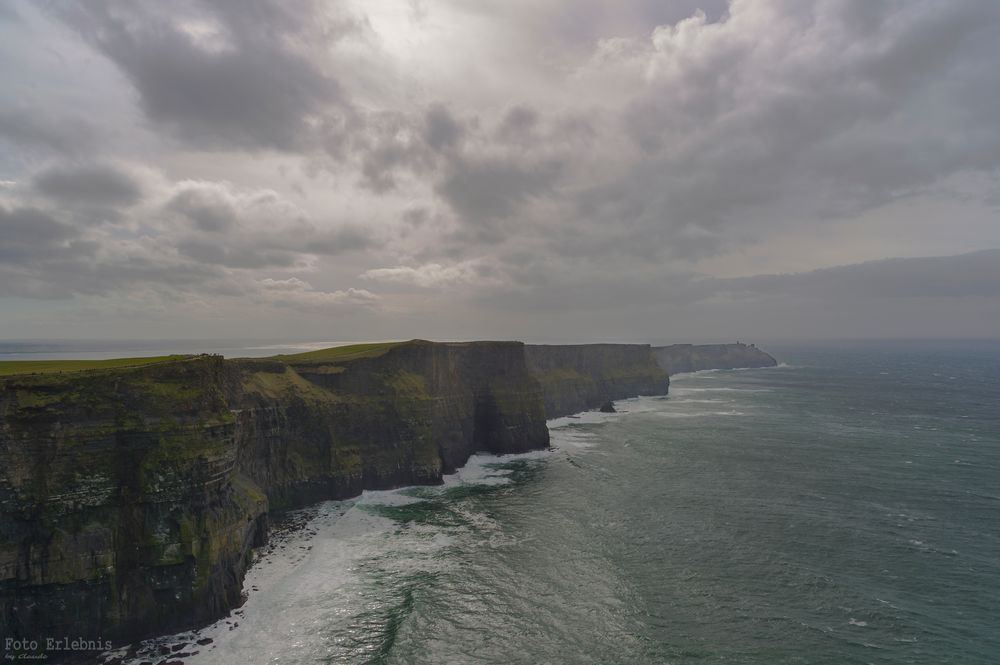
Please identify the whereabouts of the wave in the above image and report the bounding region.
[670,386,773,393]
[104,446,553,665]
[655,410,747,418]
[668,398,729,404]
[669,363,791,377]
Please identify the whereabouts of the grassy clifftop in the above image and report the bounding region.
[264,341,408,364]
[0,355,193,377]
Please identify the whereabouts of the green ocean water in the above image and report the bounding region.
[122,342,1000,665]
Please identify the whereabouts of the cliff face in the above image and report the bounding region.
[230,341,550,510]
[653,343,778,375]
[0,339,674,653]
[524,344,670,417]
[0,356,267,648]
[0,341,549,653]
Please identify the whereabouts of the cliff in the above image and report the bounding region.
[0,339,673,656]
[0,340,549,657]
[230,340,550,510]
[0,355,265,652]
[524,344,669,417]
[653,343,778,375]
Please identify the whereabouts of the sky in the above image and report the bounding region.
[1,0,999,343]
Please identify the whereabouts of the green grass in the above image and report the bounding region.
[0,355,192,377]
[269,341,415,364]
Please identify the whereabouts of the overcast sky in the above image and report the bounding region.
[1,0,998,343]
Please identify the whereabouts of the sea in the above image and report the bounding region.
[9,340,998,664]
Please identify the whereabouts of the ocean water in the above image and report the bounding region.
[107,342,1000,664]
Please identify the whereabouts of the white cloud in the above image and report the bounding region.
[258,277,379,308]
[361,260,505,289]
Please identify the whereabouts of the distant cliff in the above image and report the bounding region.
[525,344,669,416]
[653,343,778,374]
[0,341,550,655]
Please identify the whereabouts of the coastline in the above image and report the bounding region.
[2,341,775,659]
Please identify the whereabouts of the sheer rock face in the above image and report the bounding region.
[0,340,676,650]
[524,344,670,417]
[229,340,551,510]
[0,341,549,651]
[652,343,778,375]
[0,356,266,647]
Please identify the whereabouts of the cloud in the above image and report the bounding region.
[361,260,503,289]
[165,184,238,232]
[162,180,376,269]
[0,206,82,262]
[436,155,564,225]
[0,166,377,305]
[0,108,98,155]
[4,0,1000,339]
[424,104,464,151]
[53,0,351,151]
[257,277,379,308]
[33,162,143,208]
[707,249,1000,301]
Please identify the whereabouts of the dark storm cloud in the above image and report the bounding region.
[53,0,347,150]
[33,163,143,208]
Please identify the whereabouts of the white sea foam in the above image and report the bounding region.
[669,386,773,394]
[654,410,747,418]
[105,445,553,665]
[669,398,728,404]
